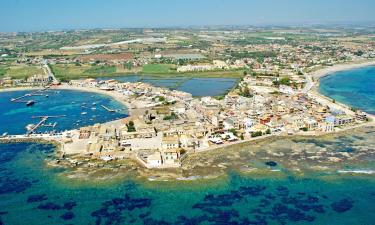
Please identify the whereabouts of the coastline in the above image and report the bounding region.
[310,60,375,80]
[1,60,375,179]
[308,60,375,118]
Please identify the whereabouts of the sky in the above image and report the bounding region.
[0,0,374,32]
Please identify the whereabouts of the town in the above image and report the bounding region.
[0,27,374,168]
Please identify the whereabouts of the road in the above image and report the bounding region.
[42,60,59,83]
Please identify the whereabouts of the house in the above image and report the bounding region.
[26,74,52,86]
[334,115,355,126]
[318,122,334,132]
[79,127,91,139]
[355,111,367,121]
[147,152,162,167]
[162,135,179,149]
[249,124,269,134]
[162,149,181,165]
[304,118,318,131]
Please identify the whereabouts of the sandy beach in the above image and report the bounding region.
[310,60,375,80]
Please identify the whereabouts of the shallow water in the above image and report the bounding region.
[0,90,128,135]
[99,75,238,96]
[319,66,375,114]
[0,141,375,225]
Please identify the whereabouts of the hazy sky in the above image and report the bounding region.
[1,0,374,32]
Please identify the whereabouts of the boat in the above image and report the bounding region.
[26,100,35,106]
[81,112,87,115]
[91,107,96,110]
[26,124,35,131]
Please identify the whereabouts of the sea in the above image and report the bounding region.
[319,65,375,114]
[0,67,374,225]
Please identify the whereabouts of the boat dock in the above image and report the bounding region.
[27,115,66,135]
[10,88,50,104]
[101,105,116,112]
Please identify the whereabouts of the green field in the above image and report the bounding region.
[50,64,119,81]
[0,65,44,79]
[142,64,175,74]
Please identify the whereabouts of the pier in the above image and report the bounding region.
[101,105,116,112]
[10,88,50,105]
[27,115,66,135]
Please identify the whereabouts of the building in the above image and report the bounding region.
[147,152,162,167]
[26,74,52,86]
[162,149,181,165]
[162,135,179,149]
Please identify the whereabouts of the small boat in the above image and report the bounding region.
[81,112,87,115]
[92,102,97,105]
[26,100,35,106]
[45,95,49,98]
[26,124,35,131]
[91,107,96,110]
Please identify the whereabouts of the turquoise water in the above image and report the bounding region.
[0,142,374,225]
[0,90,128,135]
[99,75,237,96]
[319,66,375,114]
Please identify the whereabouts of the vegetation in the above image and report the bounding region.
[273,77,291,86]
[163,112,177,120]
[229,51,277,61]
[127,121,136,132]
[142,64,174,74]
[229,128,238,137]
[239,86,253,98]
[0,65,44,79]
[251,131,263,138]
[50,64,121,81]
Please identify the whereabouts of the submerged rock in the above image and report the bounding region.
[27,194,48,203]
[331,198,354,213]
[60,211,75,221]
[265,161,278,167]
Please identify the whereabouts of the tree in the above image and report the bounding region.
[127,121,136,132]
[251,131,263,138]
[279,77,290,86]
[266,129,271,135]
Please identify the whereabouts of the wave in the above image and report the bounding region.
[337,169,375,174]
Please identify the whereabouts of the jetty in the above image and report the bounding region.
[101,105,116,112]
[10,88,50,105]
[27,115,66,135]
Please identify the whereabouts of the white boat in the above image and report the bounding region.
[81,112,87,115]
[26,124,35,131]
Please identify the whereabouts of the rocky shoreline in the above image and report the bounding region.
[1,61,375,182]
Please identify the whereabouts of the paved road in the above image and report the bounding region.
[43,60,59,83]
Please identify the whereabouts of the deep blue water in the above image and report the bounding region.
[99,75,237,96]
[0,90,128,135]
[319,66,375,114]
